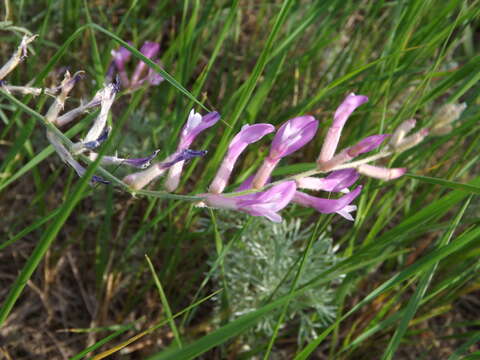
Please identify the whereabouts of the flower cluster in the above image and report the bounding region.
[106,41,164,90]
[2,36,432,223]
[197,93,428,222]
[125,93,428,222]
[0,36,193,185]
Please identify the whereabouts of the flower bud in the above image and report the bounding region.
[357,164,406,180]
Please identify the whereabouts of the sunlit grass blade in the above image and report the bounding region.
[145,254,183,348]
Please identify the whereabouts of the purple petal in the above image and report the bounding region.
[147,62,164,85]
[270,115,318,160]
[238,181,296,212]
[160,149,207,169]
[179,110,221,149]
[111,46,132,71]
[140,41,160,58]
[239,181,296,222]
[209,124,274,194]
[347,134,389,157]
[294,185,362,214]
[323,169,359,192]
[205,181,296,222]
[91,175,110,185]
[228,124,275,157]
[333,93,369,128]
[83,126,110,150]
[318,93,368,163]
[131,42,161,86]
[297,170,359,192]
[124,150,160,169]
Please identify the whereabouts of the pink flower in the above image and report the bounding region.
[318,93,368,164]
[203,181,297,222]
[179,110,221,149]
[209,123,274,193]
[108,41,163,89]
[252,116,318,189]
[296,169,359,192]
[294,186,362,221]
[270,115,318,160]
[131,41,161,87]
[164,110,220,191]
[318,134,389,171]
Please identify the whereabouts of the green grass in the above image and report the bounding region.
[0,0,479,359]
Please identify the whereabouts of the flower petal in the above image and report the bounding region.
[270,116,318,160]
[294,185,362,214]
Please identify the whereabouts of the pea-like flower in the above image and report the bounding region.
[317,93,368,165]
[123,149,207,190]
[252,116,318,189]
[108,41,163,90]
[202,181,297,222]
[318,134,390,171]
[164,110,220,191]
[296,169,359,192]
[179,110,221,149]
[209,123,275,194]
[294,186,362,221]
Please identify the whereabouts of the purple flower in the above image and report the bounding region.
[161,149,208,168]
[209,123,275,193]
[357,165,406,180]
[318,93,368,164]
[82,126,111,150]
[179,110,221,149]
[319,134,389,171]
[165,110,221,191]
[112,46,132,71]
[123,149,206,190]
[252,116,318,189]
[146,62,164,85]
[108,41,163,90]
[110,45,132,86]
[88,150,160,169]
[123,150,160,168]
[270,116,318,160]
[294,185,362,221]
[203,181,297,222]
[131,41,161,87]
[296,169,359,192]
